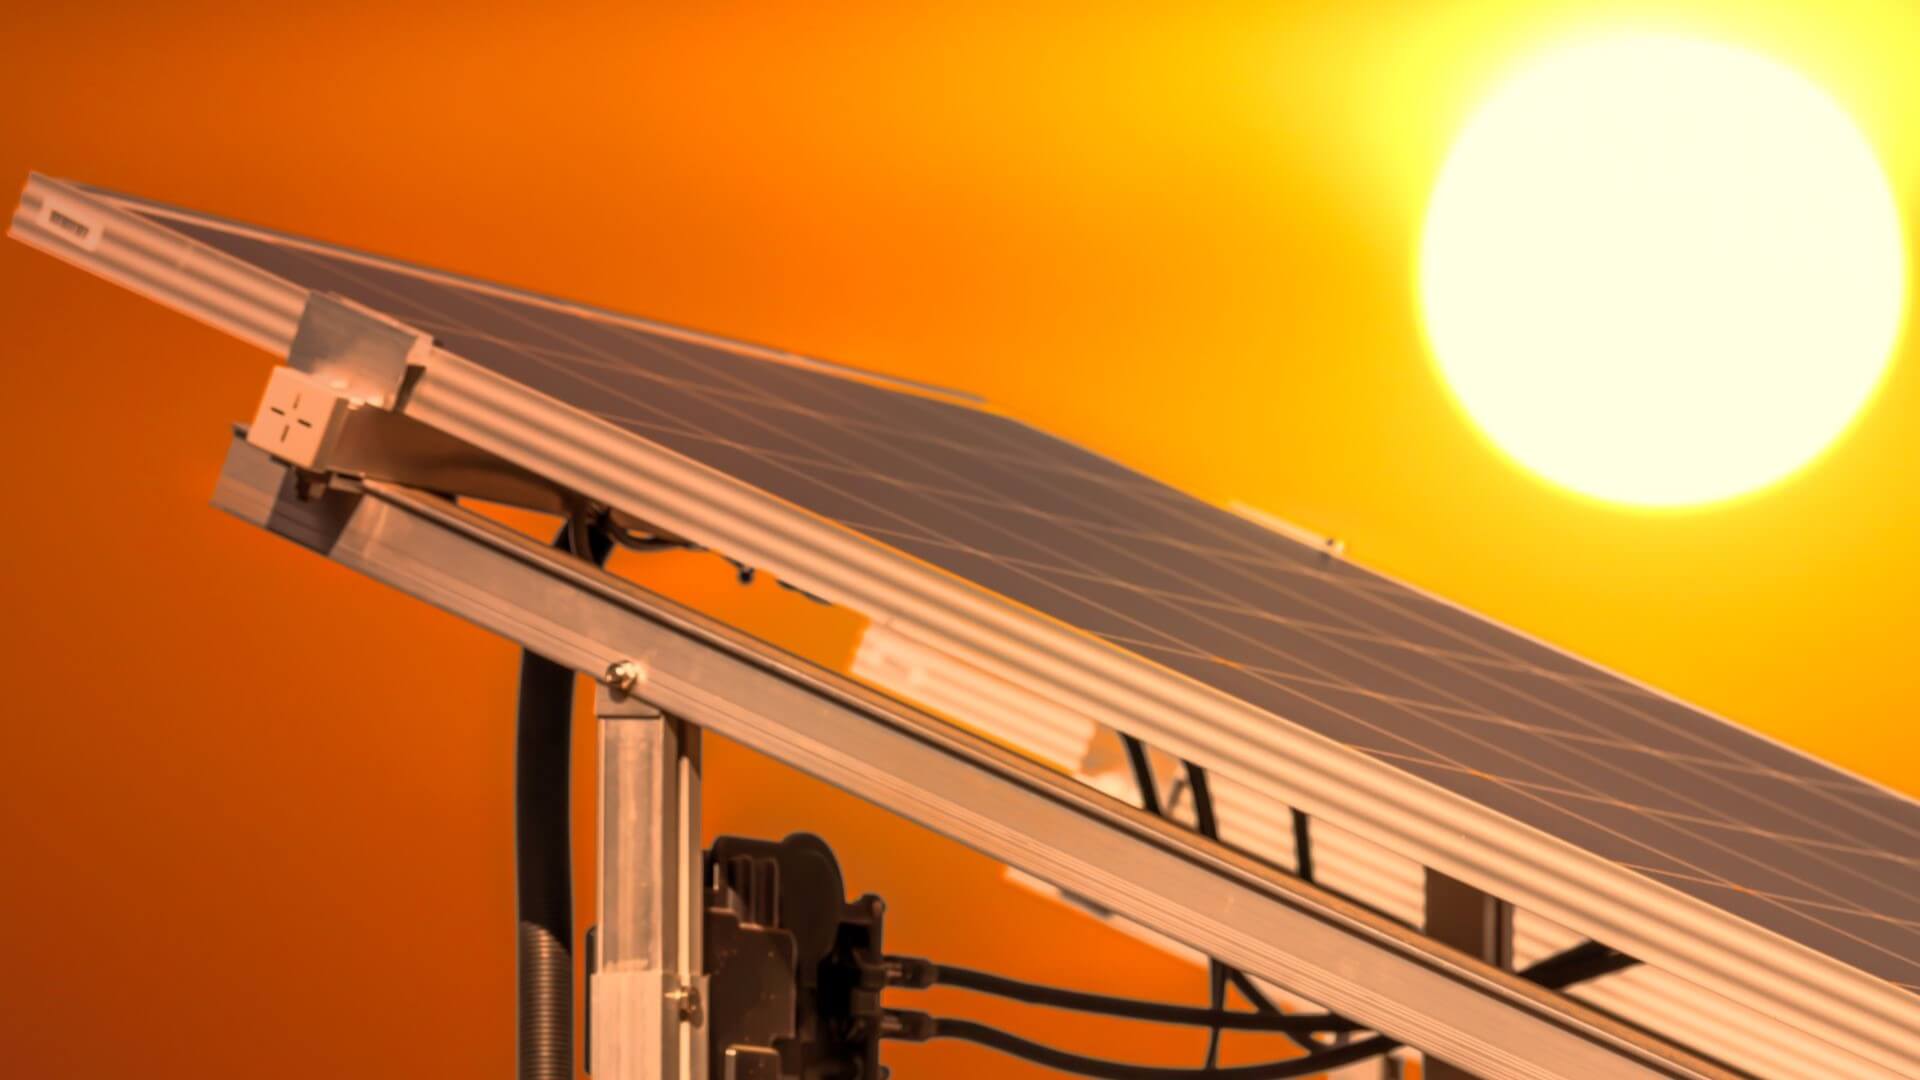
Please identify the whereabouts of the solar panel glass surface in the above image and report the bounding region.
[145,209,1920,996]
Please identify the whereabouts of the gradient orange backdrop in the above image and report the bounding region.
[3,3,1916,1077]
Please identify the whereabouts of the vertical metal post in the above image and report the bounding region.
[592,682,708,1080]
[1424,869,1514,1080]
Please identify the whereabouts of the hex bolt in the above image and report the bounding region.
[604,659,644,698]
[675,985,703,1027]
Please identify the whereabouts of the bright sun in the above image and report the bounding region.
[1419,34,1907,508]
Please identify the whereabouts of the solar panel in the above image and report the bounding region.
[14,177,1918,1075]
[129,205,1920,999]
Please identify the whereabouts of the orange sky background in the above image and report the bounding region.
[2,2,1916,1077]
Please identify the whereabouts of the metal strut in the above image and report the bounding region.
[591,677,708,1080]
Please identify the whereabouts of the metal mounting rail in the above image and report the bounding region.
[210,433,1731,1080]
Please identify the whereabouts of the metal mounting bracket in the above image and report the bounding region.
[243,294,569,511]
[285,291,429,408]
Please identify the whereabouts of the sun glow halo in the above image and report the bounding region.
[1418,35,1907,508]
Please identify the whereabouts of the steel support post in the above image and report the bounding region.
[592,682,708,1080]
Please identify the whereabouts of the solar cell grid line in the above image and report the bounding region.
[15,177,1920,1071]
[122,201,1920,974]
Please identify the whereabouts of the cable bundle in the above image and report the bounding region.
[880,734,1638,1077]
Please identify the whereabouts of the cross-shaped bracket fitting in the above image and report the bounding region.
[244,291,431,473]
[240,292,564,512]
[246,365,353,471]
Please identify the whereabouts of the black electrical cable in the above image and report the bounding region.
[891,947,1638,1080]
[1201,960,1230,1067]
[1122,734,1161,816]
[1224,970,1279,1016]
[609,532,688,552]
[1123,741,1320,1055]
[1290,810,1314,883]
[1196,758,1319,1029]
[1087,733,1634,1078]
[1184,760,1220,845]
[922,964,1357,1034]
[918,1018,1394,1080]
[1183,759,1321,1054]
[607,524,816,598]
[563,504,597,569]
[514,517,614,1080]
[1121,739,1226,1065]
[905,941,1633,1021]
[603,511,696,552]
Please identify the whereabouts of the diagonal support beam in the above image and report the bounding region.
[209,432,1732,1080]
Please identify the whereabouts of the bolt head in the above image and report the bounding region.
[604,659,644,696]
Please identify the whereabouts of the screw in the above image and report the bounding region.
[604,659,644,698]
[676,985,703,1027]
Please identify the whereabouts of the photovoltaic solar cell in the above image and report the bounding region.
[146,209,1920,996]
